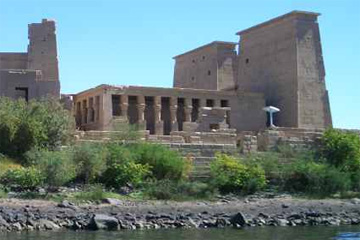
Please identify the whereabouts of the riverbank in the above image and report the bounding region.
[1,194,360,232]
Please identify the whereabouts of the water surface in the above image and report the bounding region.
[2,226,360,240]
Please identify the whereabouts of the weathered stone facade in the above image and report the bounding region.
[0,19,60,101]
[73,11,332,144]
[0,12,334,147]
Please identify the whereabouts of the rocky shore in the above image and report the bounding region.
[1,194,360,232]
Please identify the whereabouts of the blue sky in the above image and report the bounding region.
[0,0,359,129]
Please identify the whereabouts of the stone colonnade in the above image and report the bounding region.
[75,96,100,128]
[111,94,229,135]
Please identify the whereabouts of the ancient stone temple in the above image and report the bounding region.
[0,11,333,148]
[0,19,60,101]
[73,11,332,146]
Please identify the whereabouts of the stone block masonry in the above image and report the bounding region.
[0,19,60,100]
[74,11,332,137]
[0,12,338,151]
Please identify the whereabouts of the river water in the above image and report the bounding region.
[2,226,360,240]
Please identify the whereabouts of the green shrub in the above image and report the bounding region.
[26,149,76,187]
[0,188,7,198]
[283,159,351,196]
[143,180,216,200]
[210,154,266,194]
[0,156,21,178]
[0,97,74,159]
[319,128,360,170]
[101,144,151,188]
[111,121,141,141]
[72,184,106,202]
[73,143,107,183]
[0,167,44,189]
[130,143,190,181]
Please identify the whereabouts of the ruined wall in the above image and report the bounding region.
[27,19,59,82]
[74,85,265,133]
[237,14,299,128]
[0,53,28,69]
[237,11,332,129]
[173,42,237,90]
[229,91,267,132]
[0,19,60,100]
[0,70,60,99]
[295,15,332,128]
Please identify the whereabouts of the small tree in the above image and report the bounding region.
[0,97,74,160]
[210,154,266,194]
[319,128,360,171]
[73,143,107,183]
[26,148,76,188]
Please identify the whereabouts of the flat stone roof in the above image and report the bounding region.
[236,10,320,36]
[173,41,237,59]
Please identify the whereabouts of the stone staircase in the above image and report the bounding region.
[74,131,238,180]
[166,143,238,180]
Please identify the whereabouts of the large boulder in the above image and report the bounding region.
[230,212,249,227]
[39,219,60,230]
[0,216,9,228]
[88,214,119,230]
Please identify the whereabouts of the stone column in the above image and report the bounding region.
[82,100,88,124]
[89,97,95,123]
[154,96,163,135]
[183,98,198,132]
[214,99,221,108]
[120,95,128,121]
[184,98,193,122]
[137,95,146,130]
[170,97,178,131]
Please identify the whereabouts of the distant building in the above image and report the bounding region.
[74,11,332,137]
[0,12,332,145]
[0,19,60,101]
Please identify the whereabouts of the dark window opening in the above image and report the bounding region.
[82,100,88,124]
[89,97,95,122]
[207,70,211,76]
[95,96,100,121]
[191,76,195,81]
[206,99,214,107]
[191,98,200,122]
[202,56,206,60]
[245,58,249,64]
[145,96,155,135]
[15,87,28,102]
[210,124,219,130]
[192,59,195,63]
[76,102,81,126]
[161,97,171,135]
[177,98,185,131]
[112,95,121,116]
[221,100,229,107]
[128,96,138,125]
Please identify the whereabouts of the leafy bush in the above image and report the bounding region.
[0,167,44,189]
[0,156,21,178]
[210,154,266,194]
[283,159,351,196]
[111,121,141,141]
[0,97,74,159]
[130,143,190,181]
[26,148,76,187]
[143,180,216,200]
[319,128,360,170]
[72,184,106,202]
[0,187,7,198]
[101,144,151,188]
[73,143,107,183]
